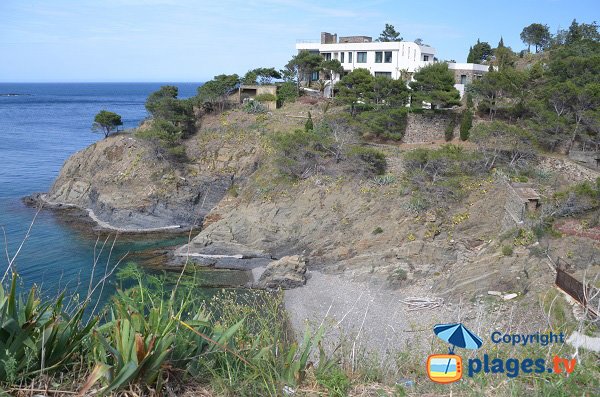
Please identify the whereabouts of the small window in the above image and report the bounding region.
[311,71,319,81]
[374,72,392,78]
[375,51,383,63]
[384,51,392,63]
[348,52,353,63]
[460,75,467,84]
[357,52,367,63]
[341,52,345,63]
[322,52,332,61]
[423,55,429,62]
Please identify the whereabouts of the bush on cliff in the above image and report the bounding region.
[357,107,408,141]
[145,85,195,138]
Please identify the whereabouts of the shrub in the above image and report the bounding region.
[460,109,473,141]
[445,114,457,141]
[502,245,514,256]
[305,111,314,132]
[254,93,277,102]
[277,81,298,106]
[372,226,384,235]
[358,108,408,141]
[317,368,351,397]
[136,120,188,161]
[347,146,387,175]
[243,100,267,114]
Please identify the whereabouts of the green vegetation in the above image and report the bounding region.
[403,145,485,210]
[445,114,456,141]
[242,67,281,85]
[276,81,298,106]
[502,245,514,256]
[520,23,551,53]
[284,50,323,93]
[467,39,493,63]
[372,226,384,235]
[409,63,461,109]
[197,74,240,113]
[377,23,403,42]
[468,23,600,152]
[358,107,408,141]
[254,93,277,103]
[92,110,123,138]
[459,109,473,141]
[137,85,197,161]
[304,111,313,132]
[335,68,409,118]
[347,146,387,175]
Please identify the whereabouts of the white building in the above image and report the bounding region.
[296,32,436,86]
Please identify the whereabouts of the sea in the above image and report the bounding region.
[0,82,225,303]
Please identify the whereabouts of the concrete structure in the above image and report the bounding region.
[502,182,541,230]
[296,32,436,85]
[448,63,490,98]
[229,85,278,111]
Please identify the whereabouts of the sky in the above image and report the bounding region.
[0,0,597,82]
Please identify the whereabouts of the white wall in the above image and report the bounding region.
[296,41,436,79]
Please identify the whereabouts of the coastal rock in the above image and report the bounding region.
[37,130,259,231]
[256,255,307,289]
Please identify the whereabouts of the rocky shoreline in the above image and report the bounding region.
[24,193,189,233]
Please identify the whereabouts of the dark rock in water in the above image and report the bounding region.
[256,255,307,290]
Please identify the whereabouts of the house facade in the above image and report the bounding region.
[296,32,491,98]
[447,63,490,98]
[296,32,436,83]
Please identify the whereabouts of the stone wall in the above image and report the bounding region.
[402,111,457,143]
[568,150,600,170]
[339,35,372,43]
[451,68,486,85]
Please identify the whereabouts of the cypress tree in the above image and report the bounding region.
[305,112,314,132]
[467,46,474,63]
[460,110,473,141]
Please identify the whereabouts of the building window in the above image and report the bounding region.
[460,75,467,84]
[384,51,392,63]
[374,72,392,78]
[357,52,367,63]
[402,45,404,56]
[423,55,429,62]
[340,52,345,63]
[311,71,319,81]
[375,51,383,63]
[348,52,353,63]
[322,52,332,61]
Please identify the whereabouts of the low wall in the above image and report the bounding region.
[402,111,457,144]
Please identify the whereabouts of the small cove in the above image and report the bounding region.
[0,82,245,306]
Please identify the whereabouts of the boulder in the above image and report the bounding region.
[256,255,307,289]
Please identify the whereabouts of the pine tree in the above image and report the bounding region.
[467,46,474,63]
[498,37,505,48]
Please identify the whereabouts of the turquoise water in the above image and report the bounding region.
[0,83,202,300]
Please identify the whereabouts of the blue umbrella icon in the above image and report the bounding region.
[434,323,483,353]
[433,323,482,375]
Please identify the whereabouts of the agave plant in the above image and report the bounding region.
[0,273,95,383]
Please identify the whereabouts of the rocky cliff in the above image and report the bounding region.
[40,117,262,231]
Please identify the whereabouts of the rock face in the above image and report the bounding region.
[256,256,307,289]
[42,130,260,231]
